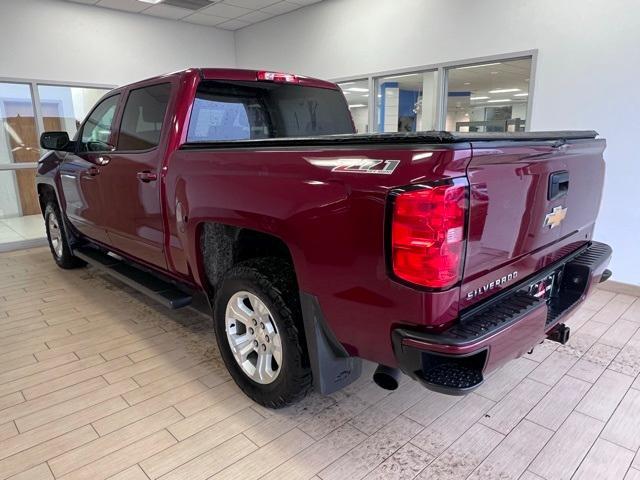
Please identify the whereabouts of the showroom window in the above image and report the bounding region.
[0,78,113,248]
[37,85,111,140]
[375,71,438,133]
[445,58,532,132]
[333,52,534,134]
[118,83,172,151]
[337,79,369,133]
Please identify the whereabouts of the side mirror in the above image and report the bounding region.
[40,131,71,151]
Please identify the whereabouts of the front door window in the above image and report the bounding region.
[80,94,120,151]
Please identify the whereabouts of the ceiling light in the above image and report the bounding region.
[487,99,511,103]
[384,73,420,80]
[347,87,369,92]
[138,0,163,3]
[513,93,529,97]
[339,82,355,87]
[464,82,471,85]
[470,96,490,100]
[489,88,520,93]
[456,62,501,70]
[348,104,367,108]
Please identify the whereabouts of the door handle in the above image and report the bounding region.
[86,166,100,177]
[548,170,569,200]
[96,155,111,166]
[137,171,158,183]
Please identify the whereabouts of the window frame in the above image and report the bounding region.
[113,82,174,154]
[0,76,116,164]
[330,50,537,133]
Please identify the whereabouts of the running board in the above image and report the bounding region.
[74,246,193,309]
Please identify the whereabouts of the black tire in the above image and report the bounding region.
[213,258,312,408]
[44,202,86,269]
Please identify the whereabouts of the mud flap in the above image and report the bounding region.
[299,292,362,395]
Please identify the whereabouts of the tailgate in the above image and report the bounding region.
[461,137,606,308]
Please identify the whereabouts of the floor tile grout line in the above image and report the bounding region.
[54,426,181,480]
[4,381,114,432]
[575,370,635,426]
[150,414,263,479]
[11,377,139,436]
[8,358,124,403]
[0,354,89,390]
[526,404,607,479]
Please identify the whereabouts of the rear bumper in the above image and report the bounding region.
[392,241,612,395]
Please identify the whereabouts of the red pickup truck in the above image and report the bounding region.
[36,68,612,407]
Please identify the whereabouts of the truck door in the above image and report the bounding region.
[97,82,172,270]
[59,93,121,245]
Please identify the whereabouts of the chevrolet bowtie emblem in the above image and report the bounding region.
[544,206,568,229]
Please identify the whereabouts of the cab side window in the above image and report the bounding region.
[80,94,120,152]
[118,83,171,151]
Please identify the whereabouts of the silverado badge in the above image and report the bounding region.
[544,206,568,229]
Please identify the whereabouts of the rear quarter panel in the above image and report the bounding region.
[164,145,472,366]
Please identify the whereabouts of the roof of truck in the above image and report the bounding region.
[121,68,340,91]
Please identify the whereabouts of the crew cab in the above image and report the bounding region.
[36,68,612,407]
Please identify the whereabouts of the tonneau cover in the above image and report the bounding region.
[181,130,598,150]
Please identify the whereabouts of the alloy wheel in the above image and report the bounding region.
[225,291,283,384]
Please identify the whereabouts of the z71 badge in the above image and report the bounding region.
[332,159,400,175]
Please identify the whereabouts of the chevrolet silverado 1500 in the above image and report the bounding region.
[36,68,612,407]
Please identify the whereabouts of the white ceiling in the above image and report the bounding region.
[66,0,324,30]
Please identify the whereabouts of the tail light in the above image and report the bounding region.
[390,180,468,288]
[256,71,300,83]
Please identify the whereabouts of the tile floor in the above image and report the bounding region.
[0,215,46,249]
[1,247,640,480]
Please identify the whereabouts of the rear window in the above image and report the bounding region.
[186,80,354,142]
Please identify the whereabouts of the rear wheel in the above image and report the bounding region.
[44,202,85,269]
[213,258,311,408]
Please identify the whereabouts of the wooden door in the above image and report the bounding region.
[4,111,40,216]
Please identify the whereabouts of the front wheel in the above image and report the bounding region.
[44,202,86,269]
[213,258,311,408]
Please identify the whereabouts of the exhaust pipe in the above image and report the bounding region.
[373,364,401,390]
[600,269,612,283]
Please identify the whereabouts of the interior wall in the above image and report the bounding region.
[235,0,640,285]
[0,0,236,86]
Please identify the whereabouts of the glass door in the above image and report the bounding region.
[0,82,43,246]
[0,81,112,248]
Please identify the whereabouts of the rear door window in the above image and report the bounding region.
[118,83,171,151]
[187,80,353,142]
